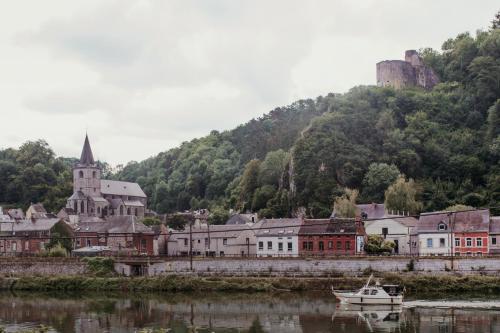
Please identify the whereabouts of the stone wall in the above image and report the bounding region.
[135,257,500,277]
[0,258,87,276]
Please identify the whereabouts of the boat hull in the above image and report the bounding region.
[334,292,403,305]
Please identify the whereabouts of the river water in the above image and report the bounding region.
[0,292,500,332]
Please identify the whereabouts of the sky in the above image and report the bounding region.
[0,1,498,166]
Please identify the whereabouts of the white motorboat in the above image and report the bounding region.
[332,274,404,305]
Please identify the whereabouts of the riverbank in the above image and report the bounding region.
[3,273,500,294]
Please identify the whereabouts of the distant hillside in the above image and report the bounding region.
[1,16,499,217]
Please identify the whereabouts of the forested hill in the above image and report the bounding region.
[1,17,499,217]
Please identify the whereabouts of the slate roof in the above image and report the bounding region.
[489,217,500,234]
[76,216,153,234]
[226,213,257,225]
[123,200,145,207]
[68,191,86,200]
[29,203,47,213]
[356,203,387,219]
[299,219,357,235]
[79,134,95,165]
[6,218,62,232]
[7,209,24,219]
[417,209,490,233]
[101,180,147,198]
[393,216,418,228]
[255,218,302,237]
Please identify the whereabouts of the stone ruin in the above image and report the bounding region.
[376,50,440,90]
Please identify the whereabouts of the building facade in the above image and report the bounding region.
[256,218,302,257]
[364,217,418,255]
[451,209,489,256]
[66,135,147,219]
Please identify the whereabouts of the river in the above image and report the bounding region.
[0,292,499,332]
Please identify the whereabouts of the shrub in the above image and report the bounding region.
[82,257,115,276]
[47,243,68,257]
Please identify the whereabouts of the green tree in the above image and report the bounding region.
[364,235,395,254]
[238,159,261,211]
[208,206,230,225]
[333,188,358,218]
[166,214,190,231]
[258,149,289,187]
[445,204,474,212]
[361,163,400,202]
[487,100,500,140]
[141,217,162,226]
[384,176,423,214]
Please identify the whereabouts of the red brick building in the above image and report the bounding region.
[452,209,490,256]
[74,216,156,255]
[298,218,364,256]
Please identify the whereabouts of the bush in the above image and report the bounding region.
[46,243,68,257]
[82,257,115,276]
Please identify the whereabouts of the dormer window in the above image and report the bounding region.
[438,223,447,231]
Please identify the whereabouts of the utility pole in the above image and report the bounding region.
[449,212,454,270]
[189,221,193,271]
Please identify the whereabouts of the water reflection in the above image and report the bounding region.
[0,292,499,332]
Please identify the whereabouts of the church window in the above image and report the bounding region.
[90,208,94,213]
[120,206,123,215]
[135,208,138,216]
[97,207,101,214]
[79,171,84,178]
[74,202,77,212]
[80,201,84,213]
[92,171,96,178]
[127,208,131,215]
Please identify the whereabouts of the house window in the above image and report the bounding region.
[337,241,342,250]
[466,251,472,256]
[477,252,483,256]
[308,241,313,251]
[141,239,147,251]
[466,238,472,247]
[24,241,29,251]
[184,239,188,246]
[205,238,209,246]
[455,252,460,256]
[493,237,497,245]
[267,241,272,250]
[427,238,433,248]
[246,238,249,244]
[328,241,333,249]
[319,241,324,251]
[220,251,225,256]
[476,238,483,247]
[278,242,283,251]
[382,227,388,237]
[302,241,307,250]
[223,238,228,245]
[287,242,292,251]
[455,238,460,247]
[12,243,17,252]
[346,241,351,250]
[86,239,91,247]
[197,239,200,244]
[439,238,445,247]
[438,223,447,231]
[259,241,264,250]
[77,239,81,246]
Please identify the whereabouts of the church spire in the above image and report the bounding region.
[79,134,95,165]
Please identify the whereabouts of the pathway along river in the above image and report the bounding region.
[1,291,500,332]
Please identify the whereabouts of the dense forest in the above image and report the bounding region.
[1,14,499,217]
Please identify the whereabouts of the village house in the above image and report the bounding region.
[0,218,73,255]
[25,203,48,219]
[415,209,490,256]
[298,218,361,256]
[256,218,302,257]
[226,213,258,225]
[489,216,500,255]
[364,216,418,255]
[66,135,148,219]
[451,209,490,256]
[74,216,156,255]
[167,222,258,257]
[0,207,13,222]
[7,208,24,221]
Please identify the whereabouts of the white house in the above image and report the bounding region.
[364,216,418,255]
[256,218,302,257]
[415,212,453,256]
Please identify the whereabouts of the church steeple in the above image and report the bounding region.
[80,134,95,165]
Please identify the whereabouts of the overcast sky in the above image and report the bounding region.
[0,1,497,165]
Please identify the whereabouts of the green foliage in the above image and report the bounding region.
[333,188,358,218]
[44,243,68,257]
[141,217,162,226]
[166,214,190,231]
[46,221,73,252]
[82,257,115,276]
[208,206,230,225]
[361,163,400,202]
[385,176,423,214]
[445,204,474,212]
[364,235,395,254]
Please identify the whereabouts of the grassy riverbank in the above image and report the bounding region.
[2,273,500,294]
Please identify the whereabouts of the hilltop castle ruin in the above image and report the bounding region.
[376,50,439,90]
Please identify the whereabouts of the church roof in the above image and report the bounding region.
[79,134,95,165]
[101,180,147,198]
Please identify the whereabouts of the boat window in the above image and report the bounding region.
[370,289,378,295]
[363,289,370,295]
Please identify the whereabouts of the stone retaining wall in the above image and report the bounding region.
[0,258,87,276]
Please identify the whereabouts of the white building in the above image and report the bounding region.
[256,218,302,257]
[414,212,452,256]
[364,216,418,255]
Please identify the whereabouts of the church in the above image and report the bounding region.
[66,135,147,219]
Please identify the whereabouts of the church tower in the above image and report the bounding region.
[73,134,101,197]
